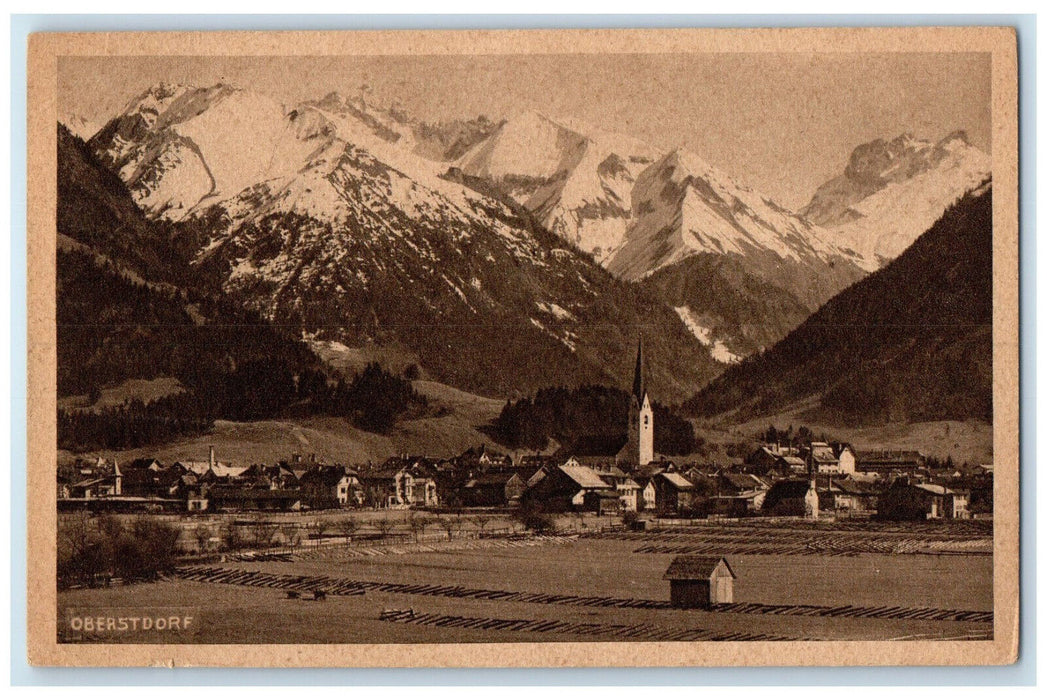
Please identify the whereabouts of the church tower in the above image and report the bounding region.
[630,336,655,466]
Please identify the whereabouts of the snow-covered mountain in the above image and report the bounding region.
[801,131,991,265]
[607,147,870,280]
[59,112,101,141]
[84,82,721,400]
[456,111,658,261]
[601,147,870,362]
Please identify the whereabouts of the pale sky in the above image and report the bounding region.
[59,53,991,210]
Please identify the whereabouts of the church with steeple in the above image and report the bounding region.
[618,336,655,466]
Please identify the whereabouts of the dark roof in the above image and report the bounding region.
[467,472,518,487]
[831,478,880,495]
[857,449,925,463]
[656,471,694,491]
[300,465,350,487]
[663,556,736,581]
[720,473,765,491]
[808,443,838,463]
[766,479,813,499]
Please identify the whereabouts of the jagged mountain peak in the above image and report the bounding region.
[803,130,991,264]
[605,143,869,282]
[90,82,319,221]
[456,112,659,260]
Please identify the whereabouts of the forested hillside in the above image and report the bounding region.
[684,184,993,426]
[57,125,426,450]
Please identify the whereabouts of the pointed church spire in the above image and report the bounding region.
[632,334,646,403]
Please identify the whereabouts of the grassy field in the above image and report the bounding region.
[58,522,992,644]
[57,377,186,413]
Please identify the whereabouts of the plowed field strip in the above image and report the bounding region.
[377,608,804,641]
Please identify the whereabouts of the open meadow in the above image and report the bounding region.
[58,519,993,644]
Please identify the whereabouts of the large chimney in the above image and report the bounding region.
[209,446,215,470]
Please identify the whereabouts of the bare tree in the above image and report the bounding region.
[221,519,244,552]
[193,524,213,554]
[407,511,433,542]
[336,515,358,546]
[470,513,493,538]
[251,520,280,551]
[308,519,330,545]
[440,514,459,541]
[374,517,396,541]
[280,523,301,553]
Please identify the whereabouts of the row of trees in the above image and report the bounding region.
[58,514,181,589]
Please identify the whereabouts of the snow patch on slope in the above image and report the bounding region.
[674,306,742,364]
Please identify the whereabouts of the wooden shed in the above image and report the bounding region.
[663,555,736,608]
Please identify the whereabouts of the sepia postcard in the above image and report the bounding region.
[26,26,1019,668]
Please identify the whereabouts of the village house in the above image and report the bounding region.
[879,480,970,520]
[456,444,513,473]
[653,471,695,516]
[744,444,805,476]
[359,457,439,508]
[806,442,841,474]
[762,479,820,517]
[713,472,769,517]
[589,463,640,512]
[299,465,361,508]
[61,457,122,499]
[818,476,880,513]
[460,471,526,508]
[172,447,243,484]
[634,476,658,512]
[523,460,618,512]
[833,444,858,475]
[238,463,301,491]
[557,435,629,470]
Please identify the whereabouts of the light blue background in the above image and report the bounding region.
[9,13,1036,686]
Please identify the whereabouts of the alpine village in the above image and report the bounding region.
[55,79,995,643]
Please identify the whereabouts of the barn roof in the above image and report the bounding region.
[857,449,925,465]
[559,463,613,490]
[663,556,736,581]
[658,472,694,490]
[720,473,767,491]
[809,443,838,463]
